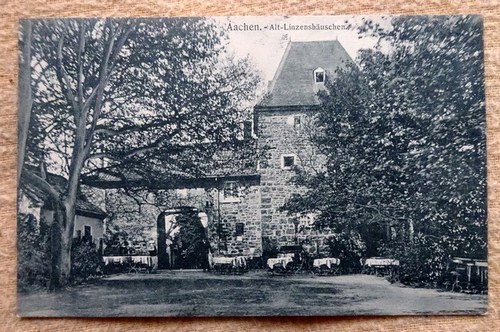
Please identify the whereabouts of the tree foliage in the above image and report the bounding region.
[283,15,486,283]
[19,17,261,288]
[17,213,51,291]
[325,231,366,273]
[70,237,102,283]
[25,18,260,180]
[171,210,209,269]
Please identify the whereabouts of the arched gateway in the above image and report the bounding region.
[157,207,209,269]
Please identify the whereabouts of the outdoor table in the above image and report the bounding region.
[364,257,399,276]
[211,256,247,274]
[103,255,158,268]
[313,257,340,269]
[450,257,488,292]
[474,261,488,286]
[365,258,399,267]
[267,256,293,269]
[212,256,247,267]
[103,256,128,265]
[212,256,236,266]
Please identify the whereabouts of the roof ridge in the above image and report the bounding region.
[290,39,339,44]
[267,39,292,95]
[256,39,354,108]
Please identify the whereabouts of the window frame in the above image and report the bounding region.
[235,222,245,236]
[313,67,326,84]
[281,154,296,170]
[221,181,241,203]
[84,225,92,238]
[293,115,302,130]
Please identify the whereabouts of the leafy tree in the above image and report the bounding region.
[17,213,51,291]
[70,237,102,283]
[171,210,209,269]
[102,188,167,247]
[19,18,261,288]
[283,15,486,282]
[325,231,366,273]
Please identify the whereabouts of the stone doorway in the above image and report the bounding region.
[157,207,209,269]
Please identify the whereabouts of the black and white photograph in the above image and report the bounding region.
[17,15,487,317]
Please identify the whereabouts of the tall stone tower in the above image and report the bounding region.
[254,40,354,246]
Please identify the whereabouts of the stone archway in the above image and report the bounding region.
[157,207,209,269]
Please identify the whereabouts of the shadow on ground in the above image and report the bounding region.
[17,271,487,317]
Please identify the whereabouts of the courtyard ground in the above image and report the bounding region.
[18,271,487,317]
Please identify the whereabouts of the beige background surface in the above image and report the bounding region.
[0,0,499,331]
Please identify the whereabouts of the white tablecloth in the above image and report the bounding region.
[267,256,293,269]
[278,253,295,259]
[313,257,340,269]
[365,258,399,267]
[103,255,157,267]
[212,257,235,265]
[212,256,247,268]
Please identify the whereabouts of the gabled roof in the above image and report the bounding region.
[21,166,107,219]
[80,142,261,189]
[82,169,260,190]
[257,40,354,108]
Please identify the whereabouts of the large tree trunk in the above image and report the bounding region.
[48,197,76,290]
[385,222,391,241]
[408,219,414,242]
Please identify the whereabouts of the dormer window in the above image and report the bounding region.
[314,67,325,84]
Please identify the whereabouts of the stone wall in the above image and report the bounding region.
[168,185,262,256]
[217,184,262,256]
[257,108,325,246]
[105,185,262,258]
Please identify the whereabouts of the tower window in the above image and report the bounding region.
[235,222,245,236]
[294,115,301,130]
[83,225,92,243]
[281,154,296,169]
[243,120,253,140]
[221,181,240,203]
[84,225,91,237]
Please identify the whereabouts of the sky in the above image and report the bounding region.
[213,16,388,87]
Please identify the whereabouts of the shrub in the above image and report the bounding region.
[262,237,279,262]
[325,231,366,273]
[71,238,102,282]
[378,233,447,287]
[17,213,51,291]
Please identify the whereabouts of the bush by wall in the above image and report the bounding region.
[17,213,51,291]
[71,238,102,282]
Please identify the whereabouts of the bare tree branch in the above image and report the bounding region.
[22,167,60,202]
[56,26,80,124]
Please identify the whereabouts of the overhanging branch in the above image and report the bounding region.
[21,167,61,203]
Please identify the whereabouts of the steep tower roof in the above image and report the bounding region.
[257,40,354,108]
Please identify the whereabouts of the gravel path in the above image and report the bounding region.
[18,271,487,317]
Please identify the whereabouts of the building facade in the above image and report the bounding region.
[19,171,107,251]
[255,40,353,246]
[152,40,354,258]
[85,40,353,261]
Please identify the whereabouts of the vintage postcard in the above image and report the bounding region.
[17,15,487,316]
